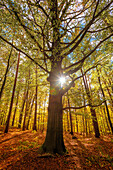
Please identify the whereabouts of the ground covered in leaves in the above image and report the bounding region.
[0,127,113,170]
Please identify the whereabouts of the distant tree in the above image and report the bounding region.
[0,48,13,99]
[4,52,20,133]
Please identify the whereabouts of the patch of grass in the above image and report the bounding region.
[18,140,38,149]
[28,141,38,148]
[19,140,29,145]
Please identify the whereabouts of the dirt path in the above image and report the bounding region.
[0,129,113,169]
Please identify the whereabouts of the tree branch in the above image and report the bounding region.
[63,33,113,71]
[9,3,50,60]
[61,0,113,57]
[0,35,50,73]
[63,100,105,110]
[61,63,100,95]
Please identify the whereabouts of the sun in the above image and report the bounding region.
[59,77,66,87]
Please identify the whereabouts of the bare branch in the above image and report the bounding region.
[63,100,105,110]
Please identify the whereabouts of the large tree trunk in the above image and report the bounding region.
[42,87,66,154]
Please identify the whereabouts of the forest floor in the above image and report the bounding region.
[0,127,113,170]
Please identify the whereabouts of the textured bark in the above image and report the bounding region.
[4,52,20,133]
[42,86,66,154]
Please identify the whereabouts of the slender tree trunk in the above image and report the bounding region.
[0,48,12,99]
[102,76,113,108]
[67,93,73,135]
[18,88,27,128]
[22,89,29,131]
[22,68,31,131]
[76,115,78,133]
[66,110,69,132]
[42,94,47,132]
[38,101,41,130]
[12,90,20,126]
[33,65,38,131]
[4,52,20,133]
[97,67,113,133]
[81,69,100,138]
[103,107,111,132]
[26,94,35,130]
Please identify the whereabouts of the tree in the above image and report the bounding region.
[81,69,100,138]
[33,65,38,131]
[4,52,20,133]
[0,47,13,99]
[96,67,113,133]
[0,0,113,153]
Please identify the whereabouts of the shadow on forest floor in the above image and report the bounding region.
[0,127,113,170]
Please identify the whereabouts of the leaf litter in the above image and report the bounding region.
[0,127,113,170]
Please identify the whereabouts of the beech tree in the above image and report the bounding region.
[0,0,113,153]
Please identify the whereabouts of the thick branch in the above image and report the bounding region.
[64,61,83,76]
[0,36,50,73]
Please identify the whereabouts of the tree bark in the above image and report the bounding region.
[42,92,66,154]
